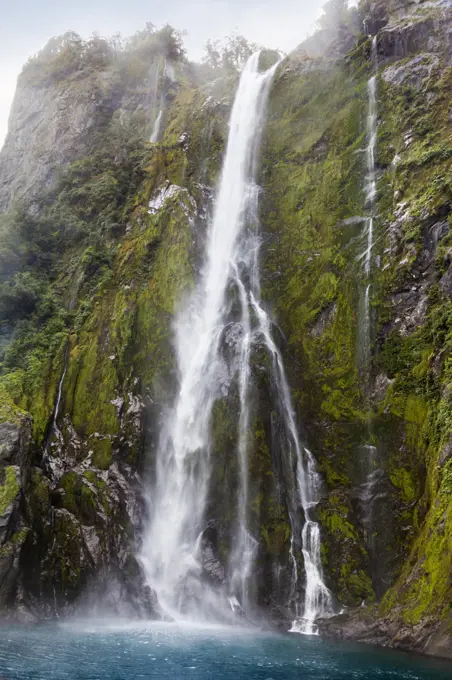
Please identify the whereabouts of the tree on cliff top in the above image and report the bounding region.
[202,34,260,72]
[318,0,351,29]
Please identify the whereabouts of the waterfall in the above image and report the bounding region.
[148,58,165,143]
[140,53,280,621]
[359,36,378,378]
[140,51,332,632]
[357,36,379,545]
[249,297,333,635]
[365,37,378,277]
[43,350,68,453]
[150,109,163,143]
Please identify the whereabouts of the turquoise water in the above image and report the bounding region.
[0,621,451,679]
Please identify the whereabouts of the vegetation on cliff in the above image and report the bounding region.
[0,0,451,657]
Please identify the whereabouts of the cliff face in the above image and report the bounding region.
[0,27,231,619]
[258,0,452,655]
[0,0,451,659]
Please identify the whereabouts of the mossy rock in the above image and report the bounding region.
[0,466,20,515]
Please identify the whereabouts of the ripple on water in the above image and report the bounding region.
[0,622,451,680]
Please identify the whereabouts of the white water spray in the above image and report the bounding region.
[140,53,279,621]
[141,51,332,633]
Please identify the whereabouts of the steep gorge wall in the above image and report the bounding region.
[260,0,452,656]
[0,0,451,659]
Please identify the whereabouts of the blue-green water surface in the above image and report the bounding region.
[0,621,450,679]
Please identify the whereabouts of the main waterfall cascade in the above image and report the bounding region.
[140,52,333,633]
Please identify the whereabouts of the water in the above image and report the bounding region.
[249,298,333,633]
[148,59,163,143]
[150,110,163,143]
[1,622,451,679]
[47,351,67,444]
[140,52,281,622]
[140,51,331,631]
[356,35,379,547]
[358,35,378,380]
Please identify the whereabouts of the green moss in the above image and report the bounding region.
[320,508,357,541]
[0,382,28,426]
[59,470,109,524]
[373,61,452,627]
[0,466,20,514]
[59,472,79,515]
[0,528,30,559]
[317,490,374,605]
[53,510,83,593]
[257,50,375,602]
[29,468,50,514]
[381,486,452,625]
[346,570,375,602]
[390,468,418,504]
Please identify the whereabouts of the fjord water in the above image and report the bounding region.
[140,51,332,632]
[1,623,451,680]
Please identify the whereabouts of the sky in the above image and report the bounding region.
[0,0,328,148]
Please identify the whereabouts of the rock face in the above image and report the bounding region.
[0,75,100,211]
[0,27,226,620]
[258,0,452,654]
[0,2,451,659]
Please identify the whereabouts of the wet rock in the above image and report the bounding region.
[0,466,21,543]
[14,457,158,620]
[0,418,32,470]
[202,541,226,586]
[363,2,390,36]
[147,182,197,222]
[178,132,189,150]
[320,608,391,648]
[391,287,429,335]
[439,249,452,294]
[372,373,393,403]
[321,606,452,660]
[82,525,102,566]
[378,1,452,63]
[382,53,439,89]
[438,435,452,467]
[310,303,337,338]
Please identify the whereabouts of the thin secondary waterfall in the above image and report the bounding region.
[359,35,378,380]
[140,51,332,633]
[357,35,379,546]
[250,296,333,635]
[43,347,68,455]
[149,59,165,143]
[150,109,163,143]
[365,37,378,275]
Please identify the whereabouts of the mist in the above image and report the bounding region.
[0,0,328,148]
